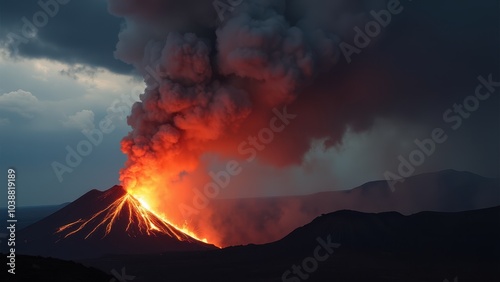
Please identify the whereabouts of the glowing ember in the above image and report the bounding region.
[56,191,209,245]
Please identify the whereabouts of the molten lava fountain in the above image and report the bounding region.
[57,187,209,244]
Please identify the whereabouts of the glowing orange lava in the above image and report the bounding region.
[56,191,210,245]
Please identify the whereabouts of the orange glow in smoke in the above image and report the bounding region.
[56,190,211,245]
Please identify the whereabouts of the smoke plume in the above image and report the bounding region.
[108,0,390,246]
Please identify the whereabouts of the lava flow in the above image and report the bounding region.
[56,188,209,245]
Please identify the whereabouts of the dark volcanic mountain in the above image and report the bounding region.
[15,186,216,259]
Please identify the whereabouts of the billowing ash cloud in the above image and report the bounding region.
[108,0,391,245]
[120,31,253,190]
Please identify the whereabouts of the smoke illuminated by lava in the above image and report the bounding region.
[104,0,389,246]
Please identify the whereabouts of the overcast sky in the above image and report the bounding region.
[0,0,498,207]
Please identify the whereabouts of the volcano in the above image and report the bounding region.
[16,186,217,259]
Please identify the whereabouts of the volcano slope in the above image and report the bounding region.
[15,185,216,259]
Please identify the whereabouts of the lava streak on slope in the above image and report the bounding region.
[56,188,210,245]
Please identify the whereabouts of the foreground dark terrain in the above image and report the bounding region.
[3,206,499,281]
[1,255,111,282]
[76,206,499,282]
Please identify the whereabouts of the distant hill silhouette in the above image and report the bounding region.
[202,170,500,245]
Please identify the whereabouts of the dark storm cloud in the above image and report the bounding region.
[0,0,132,74]
[369,0,499,119]
[357,0,500,175]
